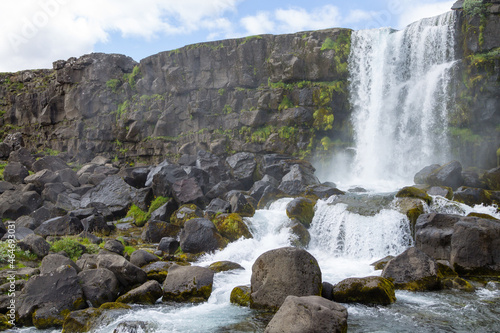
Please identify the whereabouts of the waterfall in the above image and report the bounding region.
[345,11,458,188]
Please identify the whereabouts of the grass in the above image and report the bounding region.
[50,237,99,261]
[0,241,38,267]
[126,196,170,227]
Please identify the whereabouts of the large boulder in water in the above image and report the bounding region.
[179,218,226,254]
[162,264,214,303]
[414,164,440,184]
[382,247,441,291]
[286,197,315,228]
[331,276,396,305]
[116,280,163,305]
[426,161,464,189]
[415,213,462,261]
[212,213,252,242]
[250,247,322,311]
[264,295,348,333]
[78,268,120,307]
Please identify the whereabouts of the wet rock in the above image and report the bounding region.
[289,220,311,248]
[461,170,483,188]
[264,295,348,333]
[121,167,150,189]
[249,175,280,202]
[61,307,101,333]
[180,218,226,254]
[78,268,120,307]
[34,215,83,237]
[162,264,214,303]
[226,152,257,190]
[113,321,149,333]
[453,186,492,206]
[227,192,255,217]
[204,198,231,218]
[426,161,463,189]
[427,186,453,199]
[17,265,86,328]
[116,280,163,305]
[482,166,500,190]
[230,285,251,307]
[332,276,396,305]
[396,186,432,205]
[286,197,315,228]
[371,255,395,270]
[250,247,322,311]
[96,254,147,289]
[382,247,441,291]
[321,281,334,300]
[129,250,158,268]
[278,164,320,196]
[142,261,178,283]
[212,213,252,242]
[17,234,50,258]
[208,261,244,273]
[414,164,441,184]
[3,162,29,184]
[141,221,180,243]
[157,237,180,255]
[304,184,345,199]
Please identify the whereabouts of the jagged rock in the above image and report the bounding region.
[304,184,345,199]
[371,256,395,270]
[204,198,231,219]
[149,198,178,222]
[41,183,69,203]
[227,192,255,217]
[157,237,180,255]
[414,164,441,184]
[170,204,203,227]
[78,268,120,307]
[0,142,12,159]
[332,276,396,305]
[116,280,163,305]
[32,155,70,173]
[426,161,463,189]
[40,253,81,274]
[212,213,252,241]
[249,175,280,202]
[382,247,441,291]
[171,177,206,206]
[162,264,214,303]
[56,168,80,187]
[226,152,257,190]
[205,179,245,200]
[250,247,322,311]
[453,186,492,206]
[129,250,158,268]
[278,164,320,196]
[208,261,244,273]
[96,254,147,289]
[1,226,33,241]
[286,197,315,228]
[195,150,231,185]
[76,253,98,271]
[257,185,286,209]
[264,296,348,333]
[141,221,180,243]
[3,162,29,184]
[103,239,125,256]
[416,213,463,261]
[80,214,112,235]
[151,164,188,198]
[34,215,83,237]
[142,261,178,283]
[121,167,150,188]
[450,216,500,275]
[427,186,453,199]
[0,181,14,194]
[179,218,226,254]
[17,234,50,258]
[16,265,86,328]
[230,285,251,307]
[8,147,35,170]
[462,170,483,188]
[25,169,61,190]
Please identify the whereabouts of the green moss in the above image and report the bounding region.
[230,286,251,307]
[126,196,169,227]
[241,35,263,45]
[106,79,121,93]
[99,302,132,310]
[123,65,141,89]
[163,284,213,303]
[278,96,294,111]
[396,186,432,205]
[463,0,487,17]
[50,238,85,261]
[213,213,252,241]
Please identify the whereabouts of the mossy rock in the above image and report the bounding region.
[62,308,102,333]
[0,314,13,331]
[394,197,425,236]
[332,276,396,305]
[230,285,251,307]
[442,277,475,292]
[285,197,315,228]
[212,213,252,242]
[98,302,132,310]
[436,261,458,278]
[396,186,432,205]
[142,261,181,283]
[467,212,499,220]
[371,256,395,271]
[481,167,500,190]
[289,220,311,248]
[170,204,203,227]
[208,260,244,273]
[163,284,213,303]
[453,187,492,206]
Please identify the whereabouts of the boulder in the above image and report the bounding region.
[149,199,178,222]
[415,213,462,261]
[171,177,206,206]
[141,221,180,243]
[129,250,158,268]
[102,239,125,256]
[204,198,231,218]
[76,253,98,271]
[303,184,345,199]
[414,164,441,184]
[453,187,492,206]
[0,181,14,194]
[8,147,35,170]
[250,247,322,311]
[42,182,69,203]
[461,170,483,188]
[78,268,120,307]
[116,280,163,305]
[96,254,147,289]
[162,264,214,303]
[142,261,177,283]
[16,265,86,328]
[3,162,29,184]
[426,161,463,189]
[179,218,226,254]
[208,261,244,273]
[264,296,348,333]
[17,234,50,258]
[230,285,251,307]
[34,215,83,237]
[321,281,334,300]
[482,166,500,190]
[56,168,80,187]
[0,189,42,220]
[121,167,150,188]
[212,213,252,242]
[80,214,112,235]
[1,226,33,241]
[332,276,396,305]
[0,142,11,159]
[24,169,61,190]
[170,204,203,227]
[151,164,188,198]
[249,175,280,202]
[286,197,315,228]
[205,179,245,200]
[278,164,320,196]
[395,186,432,205]
[226,152,257,190]
[427,186,453,199]
[227,192,255,217]
[32,155,70,172]
[61,307,101,333]
[289,220,311,248]
[450,217,500,275]
[195,150,231,185]
[40,253,81,275]
[382,247,441,291]
[157,237,180,255]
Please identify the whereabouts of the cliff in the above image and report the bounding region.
[0,29,352,165]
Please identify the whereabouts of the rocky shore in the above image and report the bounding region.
[0,134,498,331]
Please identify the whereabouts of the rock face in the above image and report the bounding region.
[264,295,348,333]
[250,247,322,311]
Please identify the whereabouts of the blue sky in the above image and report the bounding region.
[0,0,454,72]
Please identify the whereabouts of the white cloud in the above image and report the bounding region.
[397,1,455,28]
[240,12,276,35]
[0,0,239,72]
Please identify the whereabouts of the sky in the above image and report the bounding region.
[0,0,455,72]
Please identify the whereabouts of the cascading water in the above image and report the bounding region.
[335,12,458,189]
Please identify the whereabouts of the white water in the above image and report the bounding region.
[326,12,458,190]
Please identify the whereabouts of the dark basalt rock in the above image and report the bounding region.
[179,218,226,254]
